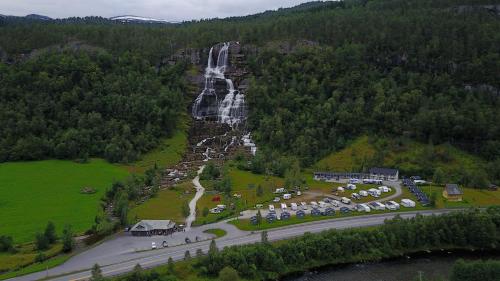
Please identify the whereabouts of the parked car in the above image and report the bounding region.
[331,200,340,207]
[311,201,319,208]
[340,206,351,213]
[351,193,361,200]
[268,205,275,212]
[386,201,400,210]
[273,197,280,202]
[291,202,298,211]
[151,242,157,249]
[359,190,368,197]
[347,184,357,190]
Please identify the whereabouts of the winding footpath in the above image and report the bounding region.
[185,165,206,230]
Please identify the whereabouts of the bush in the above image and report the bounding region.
[44,221,57,244]
[218,266,240,281]
[0,235,14,252]
[62,225,75,253]
[35,232,49,251]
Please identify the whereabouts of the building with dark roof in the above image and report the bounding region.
[130,220,177,236]
[443,184,463,201]
[369,167,399,181]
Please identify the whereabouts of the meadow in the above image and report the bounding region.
[0,159,128,243]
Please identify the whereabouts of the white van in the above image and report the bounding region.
[368,188,381,197]
[318,201,328,208]
[347,184,357,190]
[275,188,285,193]
[401,199,416,208]
[378,186,390,193]
[283,194,292,200]
[268,205,275,212]
[359,190,368,197]
[300,202,308,210]
[331,200,340,207]
[341,197,351,204]
[357,204,371,212]
[280,203,288,210]
[386,201,400,210]
[337,186,345,192]
[291,202,298,211]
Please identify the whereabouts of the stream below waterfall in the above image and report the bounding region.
[185,165,205,230]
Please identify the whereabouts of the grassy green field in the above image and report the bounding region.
[195,167,285,224]
[129,181,194,224]
[422,185,500,209]
[128,130,188,173]
[0,159,129,243]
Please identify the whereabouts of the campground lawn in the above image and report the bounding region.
[129,181,194,224]
[423,185,500,208]
[0,159,128,243]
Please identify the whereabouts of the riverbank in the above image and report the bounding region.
[283,249,500,281]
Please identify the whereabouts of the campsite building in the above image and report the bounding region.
[130,220,177,236]
[369,167,399,181]
[443,184,463,201]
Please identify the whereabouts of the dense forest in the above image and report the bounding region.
[0,49,187,162]
[0,0,499,171]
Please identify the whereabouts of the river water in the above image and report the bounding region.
[285,251,500,281]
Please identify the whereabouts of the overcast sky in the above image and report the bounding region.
[0,0,329,21]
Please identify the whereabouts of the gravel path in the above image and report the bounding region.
[185,165,205,230]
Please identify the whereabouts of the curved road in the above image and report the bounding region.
[9,209,461,281]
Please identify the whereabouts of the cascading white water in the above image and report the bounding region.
[192,42,246,126]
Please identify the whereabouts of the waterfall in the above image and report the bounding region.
[192,42,246,126]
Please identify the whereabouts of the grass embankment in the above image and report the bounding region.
[203,229,227,238]
[315,136,487,182]
[422,185,500,209]
[127,129,188,173]
[195,166,285,225]
[129,181,194,224]
[0,159,129,243]
[0,251,69,280]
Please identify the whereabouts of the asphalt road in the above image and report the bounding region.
[8,209,460,281]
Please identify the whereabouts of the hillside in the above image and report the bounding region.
[315,136,490,186]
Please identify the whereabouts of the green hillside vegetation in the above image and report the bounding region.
[316,136,490,186]
[0,50,188,163]
[0,159,128,243]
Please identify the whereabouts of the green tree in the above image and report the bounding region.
[35,232,49,251]
[44,221,57,244]
[90,264,104,281]
[62,224,74,253]
[261,230,268,243]
[218,266,240,281]
[433,168,446,185]
[256,184,264,197]
[168,257,175,274]
[184,250,191,260]
[0,235,14,252]
[181,201,190,218]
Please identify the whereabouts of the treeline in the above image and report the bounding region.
[195,208,500,280]
[0,50,187,163]
[450,259,500,281]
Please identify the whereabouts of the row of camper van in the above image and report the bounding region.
[356,199,416,213]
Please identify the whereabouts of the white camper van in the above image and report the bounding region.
[401,199,416,208]
[268,205,275,212]
[359,190,368,197]
[300,202,308,210]
[341,197,352,204]
[283,193,292,200]
[310,201,319,209]
[291,202,298,211]
[280,203,288,211]
[357,204,371,212]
